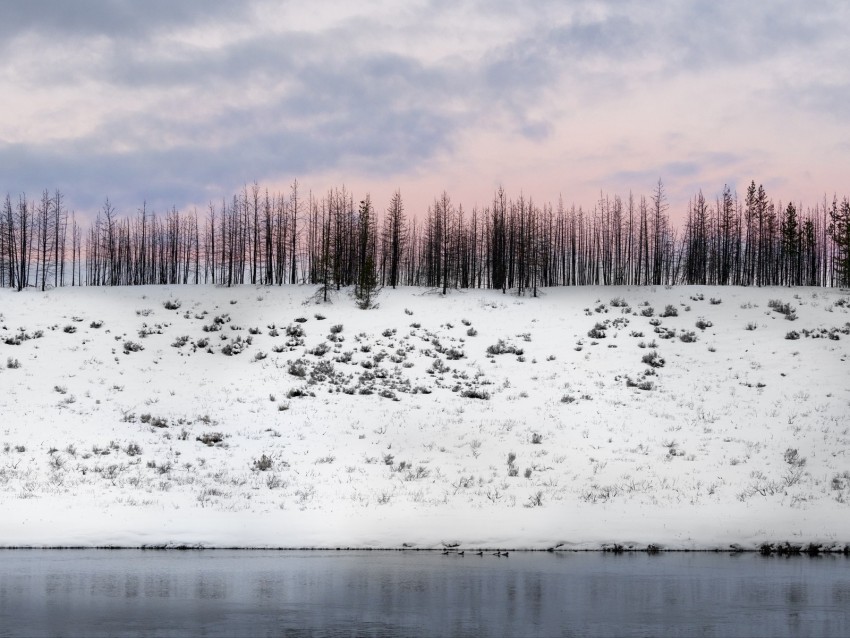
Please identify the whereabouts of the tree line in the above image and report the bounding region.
[2,180,850,296]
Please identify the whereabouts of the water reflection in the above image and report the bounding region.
[0,550,846,637]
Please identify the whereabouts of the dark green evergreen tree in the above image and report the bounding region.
[829,197,850,287]
[355,196,378,309]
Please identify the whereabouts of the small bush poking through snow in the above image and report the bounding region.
[125,443,142,456]
[530,433,543,444]
[286,324,305,338]
[63,325,76,334]
[785,330,800,340]
[641,306,655,317]
[830,472,850,500]
[769,299,797,320]
[679,331,698,343]
[626,376,654,390]
[428,358,449,375]
[695,319,713,330]
[329,324,343,335]
[123,340,144,353]
[253,454,273,471]
[308,342,331,357]
[656,327,677,340]
[221,337,249,356]
[90,320,104,328]
[587,322,607,339]
[783,448,806,468]
[660,304,678,318]
[486,339,523,356]
[288,360,308,377]
[444,347,465,360]
[140,414,168,428]
[466,327,478,337]
[641,350,665,368]
[525,491,543,507]
[745,322,758,331]
[163,299,181,310]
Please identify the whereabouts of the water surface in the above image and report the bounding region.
[0,550,847,637]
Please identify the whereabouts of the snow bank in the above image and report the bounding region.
[1,284,848,550]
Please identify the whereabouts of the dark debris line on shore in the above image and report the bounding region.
[1,543,848,555]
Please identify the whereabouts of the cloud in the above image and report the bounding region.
[0,0,244,43]
[0,42,460,213]
[654,1,841,73]
[1,0,847,216]
[1,3,471,211]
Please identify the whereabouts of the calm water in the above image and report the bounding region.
[0,550,847,637]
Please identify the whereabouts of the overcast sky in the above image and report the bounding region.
[1,0,848,220]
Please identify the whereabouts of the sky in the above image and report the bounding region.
[1,0,848,222]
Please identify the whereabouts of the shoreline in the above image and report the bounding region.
[2,543,849,554]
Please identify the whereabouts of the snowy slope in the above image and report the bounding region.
[0,284,848,550]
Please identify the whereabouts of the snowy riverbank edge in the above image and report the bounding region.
[3,500,848,552]
[2,284,848,550]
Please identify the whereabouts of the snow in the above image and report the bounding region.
[0,284,848,550]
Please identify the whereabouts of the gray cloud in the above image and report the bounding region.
[1,4,468,211]
[0,0,244,43]
[655,1,836,72]
[1,0,846,214]
[0,54,458,214]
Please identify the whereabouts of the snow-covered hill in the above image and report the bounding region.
[1,284,848,550]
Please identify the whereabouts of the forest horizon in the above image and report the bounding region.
[3,178,850,293]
